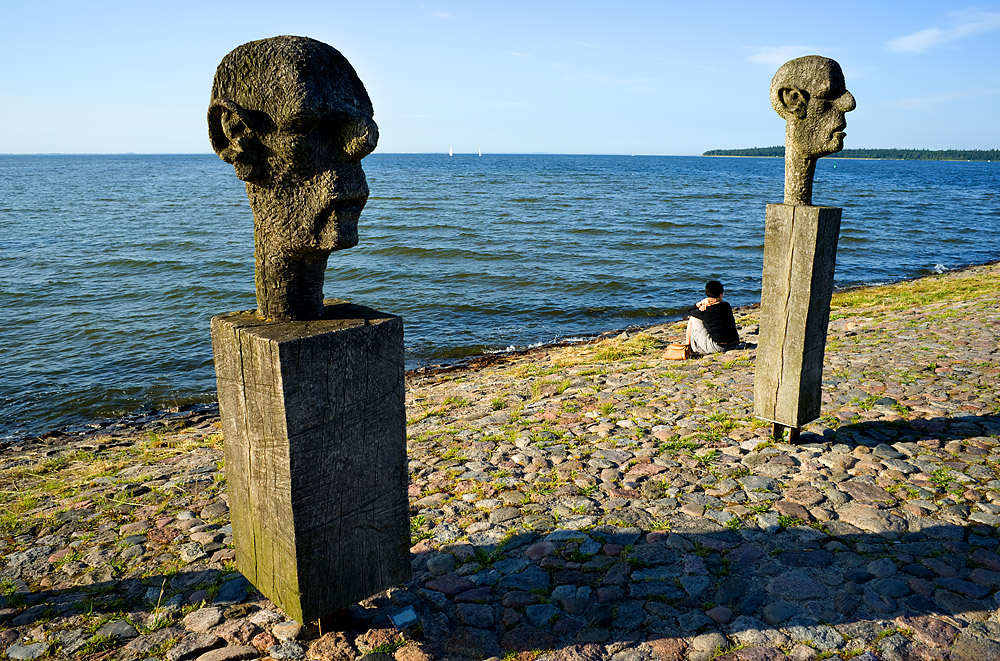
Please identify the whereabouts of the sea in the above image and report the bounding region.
[2,154,998,441]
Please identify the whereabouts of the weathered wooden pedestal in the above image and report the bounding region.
[210,302,411,623]
[753,204,841,437]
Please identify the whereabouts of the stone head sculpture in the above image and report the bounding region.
[771,55,855,205]
[209,36,378,321]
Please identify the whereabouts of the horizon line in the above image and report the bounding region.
[3,147,997,157]
[0,151,702,157]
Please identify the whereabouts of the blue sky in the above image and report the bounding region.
[2,1,999,155]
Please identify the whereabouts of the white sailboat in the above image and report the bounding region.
[478,147,482,157]
[449,147,453,157]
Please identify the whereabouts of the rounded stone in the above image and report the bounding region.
[525,603,559,628]
[873,578,910,598]
[456,602,495,628]
[120,544,145,560]
[194,646,260,661]
[213,576,250,605]
[177,542,208,563]
[706,605,732,623]
[267,640,306,660]
[96,618,139,640]
[183,607,224,633]
[761,600,797,626]
[690,631,727,652]
[200,502,230,520]
[426,553,456,575]
[866,557,898,578]
[271,620,302,641]
[5,642,50,661]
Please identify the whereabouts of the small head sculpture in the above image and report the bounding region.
[771,55,855,205]
[208,36,378,320]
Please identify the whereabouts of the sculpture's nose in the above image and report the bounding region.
[344,117,379,160]
[835,91,856,112]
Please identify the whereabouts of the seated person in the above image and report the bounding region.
[686,280,740,354]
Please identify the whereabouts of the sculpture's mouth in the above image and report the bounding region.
[323,196,368,218]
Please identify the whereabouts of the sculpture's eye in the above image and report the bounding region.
[284,115,321,135]
[316,113,348,141]
[317,112,377,159]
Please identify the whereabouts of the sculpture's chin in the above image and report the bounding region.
[811,134,845,158]
[331,232,359,250]
[317,214,360,251]
[233,161,261,183]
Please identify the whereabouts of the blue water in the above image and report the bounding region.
[2,154,998,439]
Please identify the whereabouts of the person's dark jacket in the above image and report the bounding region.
[687,301,739,346]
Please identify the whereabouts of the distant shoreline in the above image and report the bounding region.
[703,155,995,162]
[3,152,996,161]
[703,147,999,162]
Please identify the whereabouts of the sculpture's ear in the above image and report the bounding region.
[208,100,263,180]
[777,87,809,120]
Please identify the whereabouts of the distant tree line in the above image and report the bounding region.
[703,147,1000,161]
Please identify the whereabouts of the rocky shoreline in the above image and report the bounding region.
[2,262,999,660]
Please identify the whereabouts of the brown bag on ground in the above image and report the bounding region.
[662,343,691,360]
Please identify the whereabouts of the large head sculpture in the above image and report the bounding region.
[770,55,855,205]
[209,36,378,320]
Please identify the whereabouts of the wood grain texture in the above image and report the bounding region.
[754,204,841,428]
[211,301,410,622]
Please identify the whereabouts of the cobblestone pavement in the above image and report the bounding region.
[1,263,999,660]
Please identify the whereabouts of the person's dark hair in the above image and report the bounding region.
[705,280,724,298]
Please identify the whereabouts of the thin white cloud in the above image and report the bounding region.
[418,4,455,19]
[889,28,946,54]
[572,41,605,50]
[887,10,1000,53]
[507,52,531,58]
[746,46,823,68]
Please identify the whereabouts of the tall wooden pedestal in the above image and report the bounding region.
[211,302,411,623]
[754,204,841,429]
